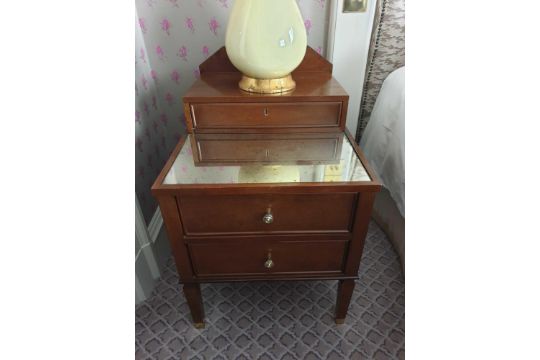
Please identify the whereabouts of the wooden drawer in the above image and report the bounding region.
[193,133,342,163]
[189,102,342,131]
[189,240,347,276]
[177,193,356,236]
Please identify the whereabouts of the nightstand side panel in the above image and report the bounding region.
[156,195,195,283]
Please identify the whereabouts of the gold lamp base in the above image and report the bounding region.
[239,74,296,94]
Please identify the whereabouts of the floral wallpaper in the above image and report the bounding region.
[135,0,330,224]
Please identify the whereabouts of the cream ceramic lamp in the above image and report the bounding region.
[225,0,307,94]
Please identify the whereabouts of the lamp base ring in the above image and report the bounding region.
[238,74,296,94]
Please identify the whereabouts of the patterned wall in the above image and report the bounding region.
[356,0,405,141]
[135,0,331,224]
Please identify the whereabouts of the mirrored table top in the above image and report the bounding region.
[163,134,371,185]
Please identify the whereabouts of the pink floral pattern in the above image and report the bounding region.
[135,0,328,223]
[177,46,188,61]
[150,69,158,82]
[161,18,171,35]
[185,18,195,33]
[160,113,169,126]
[165,93,174,106]
[139,48,146,63]
[156,45,165,60]
[209,17,220,36]
[138,18,147,34]
[141,74,148,90]
[170,69,180,84]
[304,19,312,35]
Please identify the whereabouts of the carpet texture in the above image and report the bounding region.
[135,221,405,359]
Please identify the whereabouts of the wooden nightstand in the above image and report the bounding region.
[152,48,381,328]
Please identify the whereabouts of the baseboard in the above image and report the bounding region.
[148,208,170,272]
[148,208,163,243]
[135,204,170,304]
[152,225,171,276]
[136,248,157,303]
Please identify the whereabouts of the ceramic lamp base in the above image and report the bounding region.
[238,74,296,94]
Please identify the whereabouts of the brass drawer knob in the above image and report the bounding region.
[264,252,274,269]
[262,213,273,224]
[262,208,273,224]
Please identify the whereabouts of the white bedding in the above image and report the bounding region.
[360,67,405,216]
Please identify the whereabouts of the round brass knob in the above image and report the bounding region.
[262,212,273,224]
[264,252,274,269]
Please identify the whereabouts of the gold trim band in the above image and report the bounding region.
[238,74,296,94]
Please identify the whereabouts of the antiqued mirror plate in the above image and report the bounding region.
[163,134,370,185]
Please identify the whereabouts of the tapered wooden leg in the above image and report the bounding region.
[183,283,205,328]
[335,279,355,324]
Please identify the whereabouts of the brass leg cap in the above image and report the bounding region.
[335,318,345,325]
[239,74,296,94]
[194,322,205,329]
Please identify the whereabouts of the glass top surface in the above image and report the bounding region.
[163,134,371,185]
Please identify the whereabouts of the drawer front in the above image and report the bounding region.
[189,240,347,276]
[196,136,341,163]
[190,102,342,130]
[177,193,356,235]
